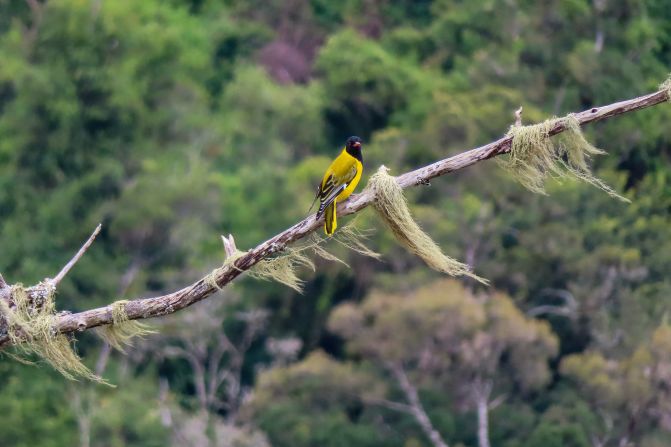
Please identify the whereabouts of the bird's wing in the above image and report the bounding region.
[317,182,346,217]
[317,159,359,217]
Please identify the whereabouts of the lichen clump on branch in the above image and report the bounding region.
[248,248,315,292]
[97,300,154,352]
[368,166,487,284]
[0,283,106,383]
[661,73,671,101]
[502,114,629,202]
[206,243,314,293]
[207,223,378,293]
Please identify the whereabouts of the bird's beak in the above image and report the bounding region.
[353,142,361,149]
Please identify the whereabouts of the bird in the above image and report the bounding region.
[315,136,363,236]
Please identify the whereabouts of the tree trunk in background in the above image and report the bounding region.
[389,362,450,447]
[473,379,492,447]
[74,393,91,447]
[476,394,490,447]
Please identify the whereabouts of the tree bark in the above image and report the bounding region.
[0,87,668,348]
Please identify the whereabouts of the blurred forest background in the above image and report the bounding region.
[1,0,671,446]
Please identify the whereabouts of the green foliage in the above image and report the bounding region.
[85,374,170,447]
[324,280,558,445]
[315,29,435,137]
[0,363,78,447]
[217,65,326,165]
[329,279,558,391]
[246,351,390,447]
[560,322,671,442]
[1,0,670,445]
[0,361,168,447]
[526,423,590,447]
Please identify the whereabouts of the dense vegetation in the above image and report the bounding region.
[0,0,670,446]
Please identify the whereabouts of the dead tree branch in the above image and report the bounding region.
[0,87,668,348]
[51,224,102,287]
[362,396,414,414]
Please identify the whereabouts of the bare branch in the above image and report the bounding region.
[222,234,238,258]
[24,0,42,14]
[207,336,231,403]
[514,106,523,126]
[21,0,45,49]
[488,393,507,411]
[388,361,450,447]
[362,396,414,414]
[0,87,668,348]
[94,343,112,377]
[541,288,578,308]
[118,256,144,296]
[528,288,579,318]
[216,369,233,390]
[527,305,574,318]
[158,378,174,428]
[51,224,102,287]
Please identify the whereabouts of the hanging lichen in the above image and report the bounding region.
[250,222,381,292]
[97,300,154,352]
[333,224,381,260]
[502,114,629,202]
[206,244,311,293]
[367,166,487,284]
[661,74,671,101]
[0,283,107,383]
[248,248,315,292]
[206,221,379,293]
[309,234,350,267]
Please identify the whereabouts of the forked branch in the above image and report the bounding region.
[0,87,668,348]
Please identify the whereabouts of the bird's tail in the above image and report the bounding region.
[307,185,320,216]
[324,201,337,236]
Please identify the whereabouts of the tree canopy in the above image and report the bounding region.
[1,1,670,446]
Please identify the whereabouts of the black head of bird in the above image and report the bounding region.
[345,136,363,161]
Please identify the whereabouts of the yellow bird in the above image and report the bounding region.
[316,136,363,235]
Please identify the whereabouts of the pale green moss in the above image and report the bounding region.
[207,221,378,293]
[368,166,487,284]
[248,248,314,292]
[0,283,107,383]
[660,74,671,101]
[97,300,154,352]
[503,114,628,202]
